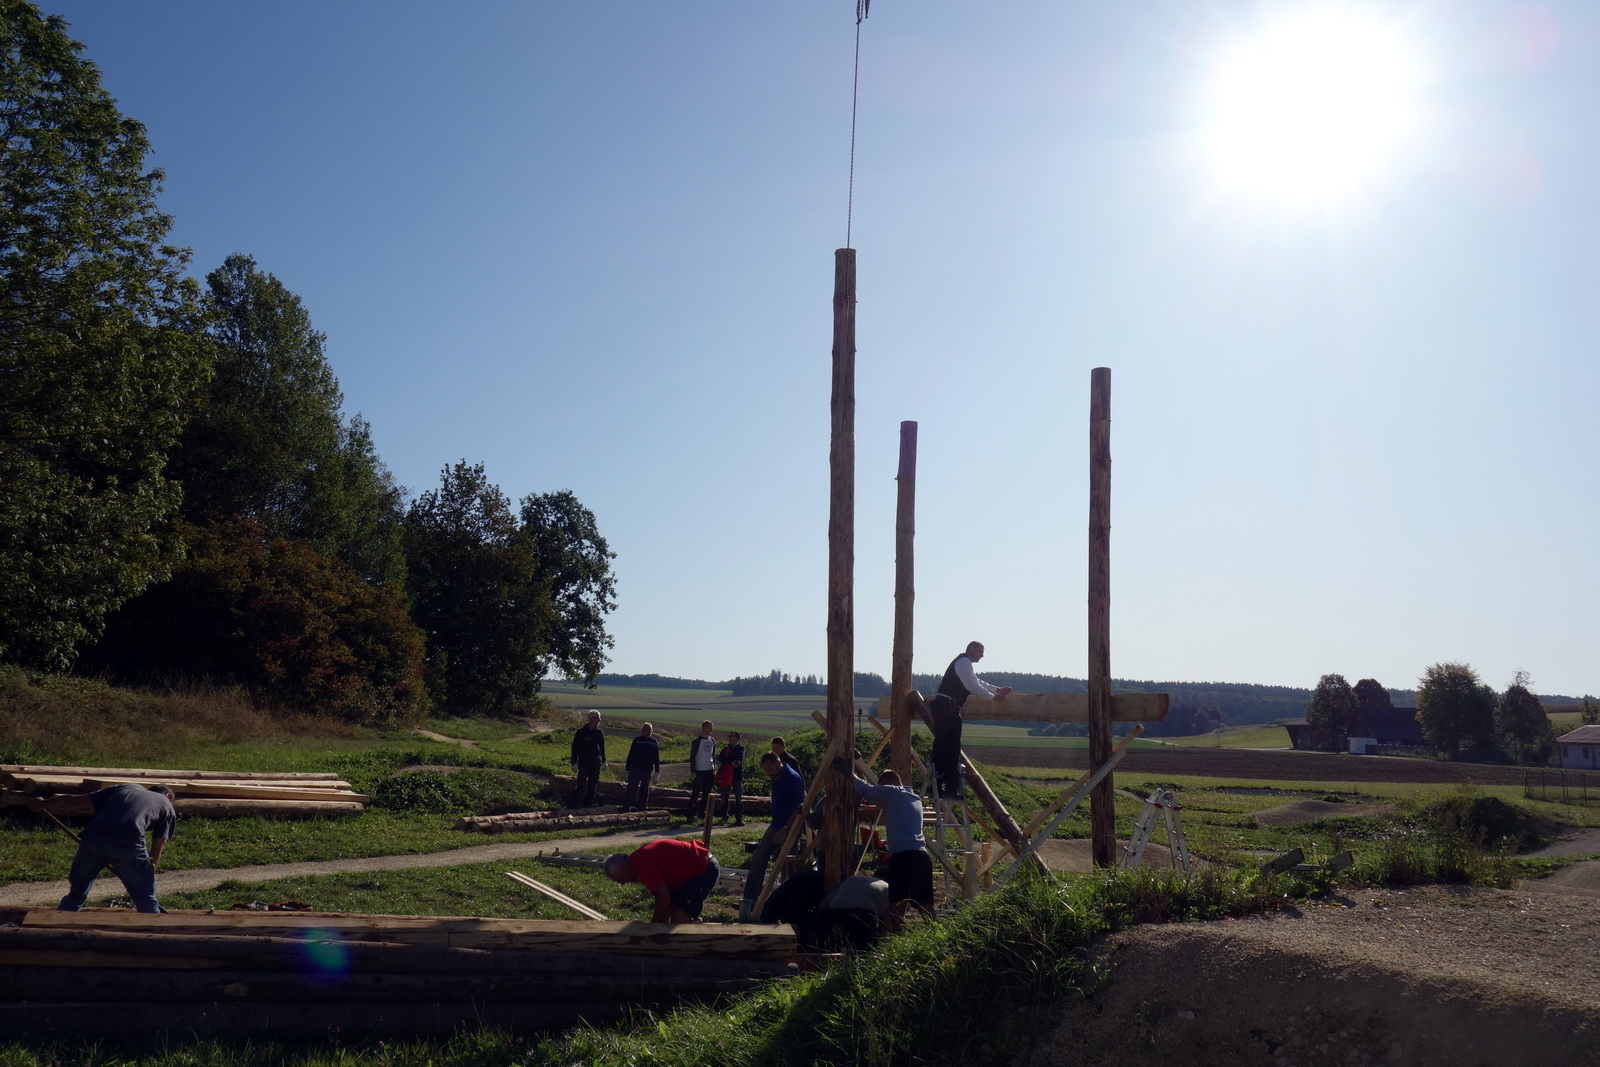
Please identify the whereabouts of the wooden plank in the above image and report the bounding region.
[504,871,609,921]
[825,245,857,897]
[9,909,794,960]
[80,779,370,803]
[0,927,793,978]
[1,765,344,781]
[891,419,917,781]
[0,999,641,1040]
[1088,366,1115,867]
[875,692,1167,723]
[7,773,357,793]
[0,966,764,1004]
[172,799,365,817]
[1022,725,1146,839]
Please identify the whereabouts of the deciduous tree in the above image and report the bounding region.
[404,461,548,715]
[0,2,211,667]
[1416,662,1497,756]
[1495,669,1553,764]
[1352,678,1393,710]
[1306,673,1357,749]
[519,490,616,686]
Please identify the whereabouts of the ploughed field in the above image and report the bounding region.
[966,745,1530,785]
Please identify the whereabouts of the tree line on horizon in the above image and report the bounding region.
[1305,665,1590,764]
[0,6,615,721]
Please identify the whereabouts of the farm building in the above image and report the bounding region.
[1280,718,1337,751]
[1556,725,1600,769]
[1346,708,1426,754]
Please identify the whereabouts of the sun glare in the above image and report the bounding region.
[1200,9,1424,205]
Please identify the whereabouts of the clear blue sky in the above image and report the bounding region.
[49,1,1597,696]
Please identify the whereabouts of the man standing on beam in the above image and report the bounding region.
[929,641,1011,799]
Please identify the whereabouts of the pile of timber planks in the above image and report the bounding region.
[0,906,794,1039]
[0,764,369,818]
[458,808,677,833]
[547,774,773,816]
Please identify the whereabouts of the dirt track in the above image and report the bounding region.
[973,747,1530,786]
[1018,884,1600,1067]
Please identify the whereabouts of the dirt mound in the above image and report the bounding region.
[1016,886,1599,1067]
[1252,799,1393,827]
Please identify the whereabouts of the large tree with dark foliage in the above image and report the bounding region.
[173,253,406,585]
[519,490,616,686]
[1306,673,1358,749]
[1495,669,1553,764]
[1352,678,1393,710]
[0,1,211,668]
[405,464,617,715]
[1416,662,1497,755]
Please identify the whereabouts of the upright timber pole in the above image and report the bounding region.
[889,420,917,782]
[1088,367,1115,866]
[824,248,858,893]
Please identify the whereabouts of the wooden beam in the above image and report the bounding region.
[1088,366,1115,867]
[876,692,1166,723]
[890,419,917,781]
[1,766,344,782]
[824,246,858,896]
[504,871,608,921]
[1022,724,1145,839]
[906,692,1044,875]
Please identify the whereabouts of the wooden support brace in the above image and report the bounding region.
[752,732,850,916]
[503,872,608,921]
[1022,725,1146,839]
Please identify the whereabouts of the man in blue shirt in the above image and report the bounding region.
[837,760,933,914]
[739,751,805,922]
[30,782,177,913]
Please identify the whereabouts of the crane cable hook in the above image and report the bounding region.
[846,1,870,247]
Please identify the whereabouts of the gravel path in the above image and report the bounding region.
[0,822,764,907]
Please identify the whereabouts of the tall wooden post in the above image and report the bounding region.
[890,420,917,782]
[1088,367,1115,866]
[824,248,858,893]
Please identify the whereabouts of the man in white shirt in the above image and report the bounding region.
[929,641,1011,799]
[684,719,717,820]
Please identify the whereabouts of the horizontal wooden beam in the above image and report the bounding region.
[877,692,1168,724]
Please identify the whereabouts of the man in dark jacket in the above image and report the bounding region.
[622,722,661,811]
[740,752,806,922]
[30,782,177,913]
[569,710,607,808]
[929,641,1011,799]
[716,730,746,826]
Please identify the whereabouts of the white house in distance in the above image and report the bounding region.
[1556,725,1600,769]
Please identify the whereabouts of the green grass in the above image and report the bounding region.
[1164,722,1293,748]
[155,860,671,922]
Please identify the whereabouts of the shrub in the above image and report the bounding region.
[85,519,427,725]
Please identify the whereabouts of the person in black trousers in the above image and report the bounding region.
[928,642,1011,799]
[568,710,607,808]
[622,722,661,811]
[716,731,746,826]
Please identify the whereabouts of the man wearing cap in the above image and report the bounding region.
[30,782,177,913]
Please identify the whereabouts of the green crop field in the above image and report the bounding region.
[1165,723,1293,749]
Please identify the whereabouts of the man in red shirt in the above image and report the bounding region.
[603,838,721,925]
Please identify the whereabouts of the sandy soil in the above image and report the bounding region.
[1017,885,1600,1067]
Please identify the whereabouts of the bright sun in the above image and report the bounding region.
[1199,8,1424,205]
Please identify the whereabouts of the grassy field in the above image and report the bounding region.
[1165,722,1292,748]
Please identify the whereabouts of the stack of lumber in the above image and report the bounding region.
[548,774,773,816]
[0,764,369,818]
[0,906,795,1039]
[458,808,676,833]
